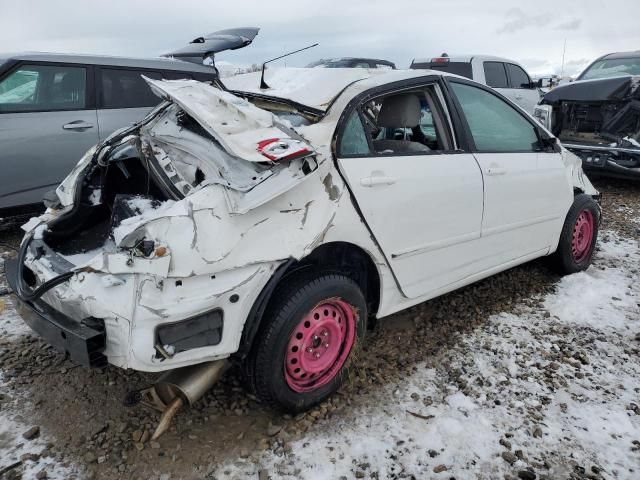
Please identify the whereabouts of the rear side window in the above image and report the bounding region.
[338,110,370,156]
[99,68,162,109]
[506,64,531,89]
[0,64,86,112]
[451,82,538,152]
[483,62,508,88]
[411,61,473,79]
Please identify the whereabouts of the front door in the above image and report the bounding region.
[336,84,485,298]
[448,80,570,267]
[0,63,98,209]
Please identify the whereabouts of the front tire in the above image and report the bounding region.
[551,194,600,274]
[246,271,366,412]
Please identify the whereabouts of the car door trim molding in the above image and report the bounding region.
[391,230,481,259]
[480,213,560,238]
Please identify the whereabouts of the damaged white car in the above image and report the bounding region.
[7,66,600,431]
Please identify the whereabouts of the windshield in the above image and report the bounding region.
[580,57,640,80]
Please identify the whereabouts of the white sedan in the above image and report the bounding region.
[8,67,600,416]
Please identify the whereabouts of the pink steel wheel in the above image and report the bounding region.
[284,298,356,393]
[571,209,594,263]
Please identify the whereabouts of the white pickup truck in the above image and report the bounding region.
[410,54,542,114]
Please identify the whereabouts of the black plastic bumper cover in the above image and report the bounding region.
[570,148,640,180]
[5,258,107,368]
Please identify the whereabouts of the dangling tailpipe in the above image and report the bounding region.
[132,360,230,440]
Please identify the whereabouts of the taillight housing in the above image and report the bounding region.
[257,138,314,162]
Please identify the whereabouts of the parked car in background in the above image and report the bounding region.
[0,27,259,223]
[533,51,640,180]
[307,57,396,69]
[8,67,599,420]
[410,54,541,113]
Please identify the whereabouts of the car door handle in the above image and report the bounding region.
[62,121,94,131]
[485,167,507,176]
[360,175,397,187]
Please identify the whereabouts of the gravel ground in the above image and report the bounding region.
[0,178,638,480]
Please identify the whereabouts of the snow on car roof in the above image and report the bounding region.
[222,67,431,111]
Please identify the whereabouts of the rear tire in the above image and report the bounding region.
[246,270,366,412]
[551,194,600,275]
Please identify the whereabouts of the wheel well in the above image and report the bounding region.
[291,242,381,318]
[236,242,381,361]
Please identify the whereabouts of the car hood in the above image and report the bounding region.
[542,75,640,104]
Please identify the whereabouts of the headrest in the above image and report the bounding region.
[377,93,421,128]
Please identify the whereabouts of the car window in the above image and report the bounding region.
[451,82,538,152]
[411,61,473,79]
[579,57,640,80]
[99,68,162,109]
[359,88,450,154]
[506,64,531,89]
[483,62,509,88]
[338,110,370,156]
[162,71,194,80]
[0,64,86,112]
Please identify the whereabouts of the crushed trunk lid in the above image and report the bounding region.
[144,77,316,163]
[162,27,259,64]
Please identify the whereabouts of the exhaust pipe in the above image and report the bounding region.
[138,359,229,440]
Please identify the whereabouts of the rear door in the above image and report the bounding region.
[0,62,98,209]
[335,81,486,298]
[447,80,570,267]
[95,67,165,140]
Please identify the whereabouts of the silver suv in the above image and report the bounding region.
[0,27,258,222]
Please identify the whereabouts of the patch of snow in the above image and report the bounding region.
[544,234,639,330]
[112,198,177,244]
[0,378,78,479]
[0,299,29,341]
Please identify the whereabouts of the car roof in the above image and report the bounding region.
[1,52,217,73]
[599,50,640,60]
[412,54,520,64]
[322,57,394,64]
[223,67,451,111]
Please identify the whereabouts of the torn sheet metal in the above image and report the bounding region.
[145,78,315,163]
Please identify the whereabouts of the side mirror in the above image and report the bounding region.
[535,79,543,88]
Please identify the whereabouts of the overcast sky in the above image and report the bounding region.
[2,0,639,77]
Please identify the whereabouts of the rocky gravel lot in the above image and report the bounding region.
[0,178,638,480]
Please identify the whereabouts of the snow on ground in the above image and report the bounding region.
[0,291,78,478]
[0,231,638,479]
[213,233,640,479]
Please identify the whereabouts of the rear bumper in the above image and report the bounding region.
[5,258,107,368]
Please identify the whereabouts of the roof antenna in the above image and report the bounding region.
[260,43,319,89]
